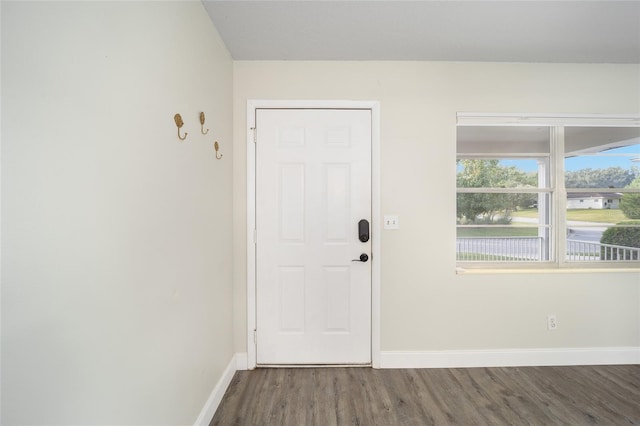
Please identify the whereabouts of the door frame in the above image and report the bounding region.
[246,100,381,369]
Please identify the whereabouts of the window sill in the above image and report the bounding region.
[456,266,640,275]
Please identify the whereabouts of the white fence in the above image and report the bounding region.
[456,237,543,261]
[567,240,640,261]
[457,237,640,262]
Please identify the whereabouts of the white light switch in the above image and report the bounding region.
[384,215,399,229]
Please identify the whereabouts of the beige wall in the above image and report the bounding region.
[1,2,233,424]
[233,61,640,354]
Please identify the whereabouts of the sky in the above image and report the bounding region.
[500,144,640,173]
[564,145,640,172]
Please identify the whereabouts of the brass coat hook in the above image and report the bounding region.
[214,141,223,159]
[200,112,209,135]
[174,113,187,140]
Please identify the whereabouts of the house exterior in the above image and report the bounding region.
[567,192,622,209]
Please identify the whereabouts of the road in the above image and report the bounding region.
[512,217,611,243]
[567,227,606,243]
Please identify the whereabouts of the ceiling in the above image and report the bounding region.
[202,1,640,63]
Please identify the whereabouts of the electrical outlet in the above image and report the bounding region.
[547,314,558,330]
[384,215,399,230]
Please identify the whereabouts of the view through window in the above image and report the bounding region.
[456,116,640,268]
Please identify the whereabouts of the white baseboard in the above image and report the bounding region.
[235,352,248,370]
[193,355,238,426]
[380,347,640,369]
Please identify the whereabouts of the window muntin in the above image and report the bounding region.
[456,118,640,269]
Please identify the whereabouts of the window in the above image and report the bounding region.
[456,114,640,269]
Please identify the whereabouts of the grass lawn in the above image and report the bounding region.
[457,253,526,261]
[510,209,539,219]
[459,209,640,238]
[512,208,631,223]
[457,227,538,237]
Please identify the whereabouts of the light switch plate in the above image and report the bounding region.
[384,215,399,229]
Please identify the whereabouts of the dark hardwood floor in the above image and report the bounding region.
[210,365,640,425]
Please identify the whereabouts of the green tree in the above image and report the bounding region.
[620,176,640,219]
[457,160,536,223]
[565,166,637,188]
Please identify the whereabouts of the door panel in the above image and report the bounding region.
[256,109,372,365]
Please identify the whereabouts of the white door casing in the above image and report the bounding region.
[257,108,370,364]
[242,100,382,370]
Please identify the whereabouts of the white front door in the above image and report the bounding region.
[256,108,372,365]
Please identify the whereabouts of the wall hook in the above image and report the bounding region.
[174,113,187,140]
[200,112,209,135]
[214,141,223,159]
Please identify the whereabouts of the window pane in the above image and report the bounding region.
[456,126,553,264]
[457,159,539,188]
[457,126,550,155]
[564,127,640,263]
[566,225,640,262]
[456,226,544,262]
[456,193,552,262]
[456,193,542,224]
[565,127,640,189]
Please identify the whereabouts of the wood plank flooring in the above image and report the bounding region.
[210,365,640,425]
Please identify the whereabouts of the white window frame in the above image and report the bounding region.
[457,113,640,271]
